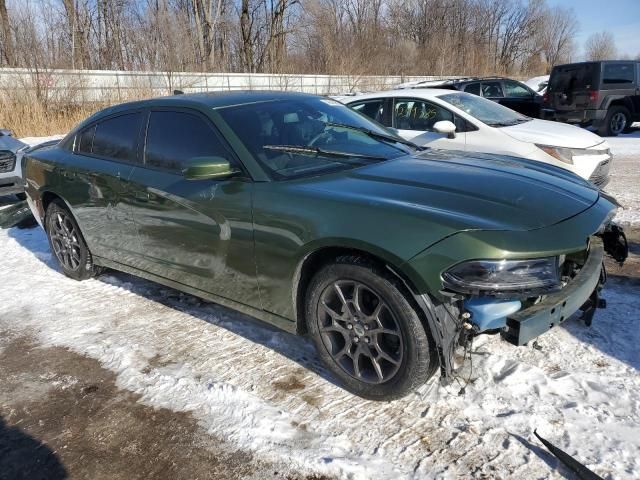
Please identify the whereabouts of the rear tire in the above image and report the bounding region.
[598,106,630,136]
[305,257,438,400]
[45,200,101,280]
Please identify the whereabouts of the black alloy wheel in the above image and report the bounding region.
[45,200,101,280]
[306,258,438,400]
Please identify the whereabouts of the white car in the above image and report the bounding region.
[336,89,612,187]
[0,129,28,199]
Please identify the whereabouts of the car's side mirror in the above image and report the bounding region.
[433,120,457,139]
[183,156,239,180]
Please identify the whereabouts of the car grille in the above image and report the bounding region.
[589,157,611,187]
[0,151,16,173]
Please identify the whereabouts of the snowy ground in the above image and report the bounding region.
[0,130,639,479]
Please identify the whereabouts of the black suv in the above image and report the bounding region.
[405,77,545,118]
[547,61,640,136]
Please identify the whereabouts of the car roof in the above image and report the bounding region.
[97,90,318,114]
[336,88,460,103]
[553,60,640,69]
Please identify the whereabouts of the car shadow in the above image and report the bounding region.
[0,416,68,480]
[7,225,341,389]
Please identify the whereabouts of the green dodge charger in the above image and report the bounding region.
[23,91,627,400]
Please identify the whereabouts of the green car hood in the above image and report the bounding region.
[296,151,600,232]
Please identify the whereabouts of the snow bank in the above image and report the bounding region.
[0,226,638,479]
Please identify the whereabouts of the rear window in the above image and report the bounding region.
[602,63,635,84]
[92,112,143,163]
[549,63,599,92]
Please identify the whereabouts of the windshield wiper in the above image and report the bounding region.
[323,122,427,151]
[486,118,532,127]
[263,144,387,162]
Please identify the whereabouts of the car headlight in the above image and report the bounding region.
[536,145,611,165]
[442,257,560,294]
[535,144,575,164]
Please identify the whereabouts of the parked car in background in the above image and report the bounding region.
[0,129,28,200]
[23,91,626,400]
[338,89,613,187]
[525,75,549,95]
[398,76,546,118]
[547,60,640,136]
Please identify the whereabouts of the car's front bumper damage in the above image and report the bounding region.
[501,239,605,346]
[410,217,628,383]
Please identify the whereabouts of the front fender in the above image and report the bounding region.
[405,194,616,299]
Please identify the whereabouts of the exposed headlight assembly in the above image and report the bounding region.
[536,144,611,165]
[442,257,560,294]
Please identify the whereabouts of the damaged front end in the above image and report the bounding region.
[411,219,628,384]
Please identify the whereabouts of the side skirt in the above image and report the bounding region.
[93,256,298,335]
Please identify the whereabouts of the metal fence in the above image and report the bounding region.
[0,68,456,103]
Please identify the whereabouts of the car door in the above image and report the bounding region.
[68,111,144,263]
[501,80,541,117]
[348,98,391,127]
[391,97,466,150]
[123,108,260,308]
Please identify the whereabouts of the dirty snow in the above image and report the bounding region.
[0,132,638,478]
[0,226,638,479]
[606,126,640,226]
[19,134,64,147]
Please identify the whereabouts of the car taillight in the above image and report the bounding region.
[543,91,549,104]
[588,90,599,103]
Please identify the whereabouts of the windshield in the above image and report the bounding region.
[217,97,411,179]
[438,92,531,127]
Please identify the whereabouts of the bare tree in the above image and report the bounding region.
[585,31,617,61]
[0,0,14,66]
[539,5,578,71]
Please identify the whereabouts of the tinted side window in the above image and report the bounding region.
[76,125,96,155]
[464,83,480,95]
[349,99,386,125]
[602,63,635,85]
[393,99,453,131]
[503,80,533,98]
[481,82,504,98]
[145,111,230,172]
[93,113,143,163]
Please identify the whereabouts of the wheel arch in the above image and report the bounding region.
[603,95,634,113]
[40,191,73,225]
[292,243,430,336]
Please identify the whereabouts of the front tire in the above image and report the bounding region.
[45,200,101,280]
[305,257,437,400]
[599,106,630,136]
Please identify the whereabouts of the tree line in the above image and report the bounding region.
[0,0,620,78]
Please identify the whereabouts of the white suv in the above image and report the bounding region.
[0,129,28,199]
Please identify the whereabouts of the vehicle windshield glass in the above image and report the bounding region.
[217,97,411,179]
[438,92,531,127]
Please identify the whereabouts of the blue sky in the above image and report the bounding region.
[547,0,640,59]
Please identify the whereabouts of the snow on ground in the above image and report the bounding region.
[0,131,638,479]
[19,134,64,147]
[0,227,638,479]
[605,126,640,226]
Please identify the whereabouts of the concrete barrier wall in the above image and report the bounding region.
[0,68,458,103]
